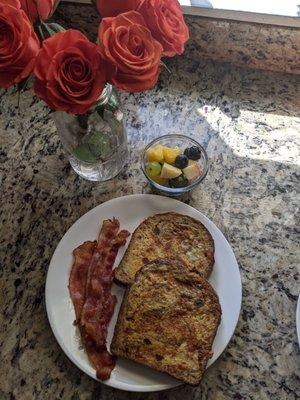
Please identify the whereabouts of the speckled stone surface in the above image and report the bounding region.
[1,6,300,400]
[185,16,300,75]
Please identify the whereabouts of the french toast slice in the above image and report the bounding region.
[111,259,221,385]
[114,212,214,284]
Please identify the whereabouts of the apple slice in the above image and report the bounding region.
[183,163,201,180]
[187,159,198,167]
[160,163,182,179]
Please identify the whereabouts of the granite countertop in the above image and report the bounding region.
[1,6,300,400]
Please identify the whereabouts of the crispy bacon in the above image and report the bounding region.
[69,218,130,381]
[83,339,116,381]
[69,241,96,322]
[81,229,130,345]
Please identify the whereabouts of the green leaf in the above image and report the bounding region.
[107,94,117,111]
[47,23,66,33]
[73,144,97,163]
[41,22,65,37]
[87,132,112,160]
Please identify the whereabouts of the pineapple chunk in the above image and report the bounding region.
[183,163,201,181]
[162,146,181,165]
[160,162,182,179]
[152,175,169,186]
[146,144,164,163]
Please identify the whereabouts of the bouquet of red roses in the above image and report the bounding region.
[0,0,189,115]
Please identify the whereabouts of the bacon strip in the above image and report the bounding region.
[69,218,129,381]
[83,218,121,304]
[69,241,96,322]
[81,230,129,341]
[81,221,129,380]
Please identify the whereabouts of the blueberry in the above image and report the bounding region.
[169,175,189,188]
[174,154,188,169]
[184,146,201,160]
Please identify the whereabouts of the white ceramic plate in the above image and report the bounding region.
[297,296,300,347]
[46,194,242,392]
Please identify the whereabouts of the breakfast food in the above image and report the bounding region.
[69,218,129,380]
[184,145,202,160]
[68,211,221,386]
[114,212,214,285]
[69,241,97,322]
[160,162,181,179]
[111,259,222,385]
[183,162,201,180]
[146,144,164,163]
[145,161,161,177]
[145,143,202,188]
[162,145,181,164]
[174,154,188,169]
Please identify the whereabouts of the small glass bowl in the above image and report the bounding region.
[141,134,209,197]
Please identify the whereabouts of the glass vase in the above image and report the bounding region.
[52,85,128,182]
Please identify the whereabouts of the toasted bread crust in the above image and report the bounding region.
[114,212,214,284]
[111,259,221,385]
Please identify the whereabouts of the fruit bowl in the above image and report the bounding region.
[141,134,209,197]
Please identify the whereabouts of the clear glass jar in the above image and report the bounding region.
[52,85,128,182]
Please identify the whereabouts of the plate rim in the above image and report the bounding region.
[296,295,300,347]
[45,193,242,392]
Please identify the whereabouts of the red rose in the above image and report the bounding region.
[96,0,140,18]
[97,0,189,57]
[0,0,40,89]
[98,11,162,92]
[34,29,108,114]
[20,0,56,24]
[137,0,189,56]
